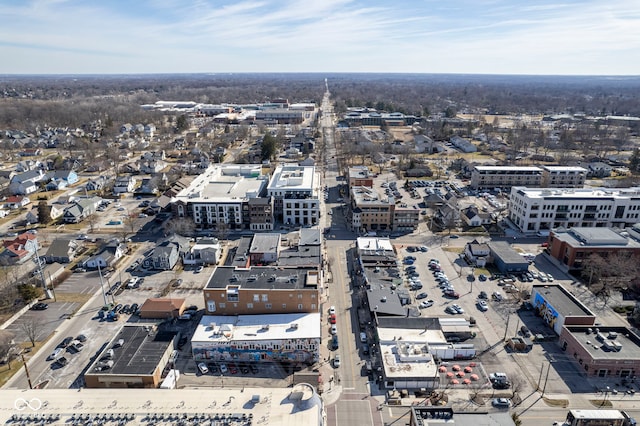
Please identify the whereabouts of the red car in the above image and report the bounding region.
[444,290,460,299]
[229,364,238,374]
[329,314,337,324]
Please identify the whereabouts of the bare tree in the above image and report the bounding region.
[85,212,99,233]
[0,330,16,367]
[20,317,43,347]
[582,252,639,306]
[163,217,196,237]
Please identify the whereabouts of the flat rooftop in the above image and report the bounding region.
[205,266,318,290]
[192,313,321,343]
[379,342,439,380]
[512,186,640,200]
[554,227,636,247]
[567,326,640,360]
[173,164,267,203]
[532,285,594,317]
[488,241,529,265]
[0,386,322,425]
[267,165,316,192]
[541,166,588,173]
[377,326,447,345]
[474,166,542,172]
[88,326,174,376]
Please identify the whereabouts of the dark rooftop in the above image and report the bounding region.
[488,241,529,265]
[532,285,594,317]
[205,266,318,290]
[88,326,174,376]
[366,287,407,317]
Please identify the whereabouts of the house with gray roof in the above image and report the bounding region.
[142,235,189,270]
[63,196,102,223]
[83,239,125,269]
[9,169,45,195]
[44,238,78,264]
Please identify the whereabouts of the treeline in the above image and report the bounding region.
[2,73,640,129]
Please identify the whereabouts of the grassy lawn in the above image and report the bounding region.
[542,397,569,408]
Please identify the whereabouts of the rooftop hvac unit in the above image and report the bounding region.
[290,323,299,330]
[261,324,270,331]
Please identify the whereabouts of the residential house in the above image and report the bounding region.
[44,238,78,264]
[1,232,39,264]
[136,178,158,195]
[588,162,613,177]
[463,240,491,267]
[4,195,31,209]
[120,123,133,134]
[140,159,166,174]
[113,176,136,194]
[183,238,222,266]
[85,176,108,192]
[46,170,78,185]
[49,204,65,220]
[85,160,112,173]
[83,239,125,269]
[9,169,46,194]
[142,151,165,161]
[144,124,156,137]
[461,205,492,227]
[45,179,68,191]
[16,160,42,173]
[450,136,477,153]
[142,235,189,271]
[63,196,102,223]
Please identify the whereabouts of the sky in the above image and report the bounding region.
[1,0,639,75]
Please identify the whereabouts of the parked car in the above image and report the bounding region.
[478,274,487,281]
[444,290,460,299]
[58,337,74,348]
[478,291,488,299]
[31,302,48,311]
[219,363,228,374]
[54,357,68,368]
[75,334,87,343]
[333,354,341,368]
[197,362,209,374]
[330,325,337,335]
[329,314,337,324]
[416,292,428,300]
[419,300,434,309]
[196,266,204,273]
[492,398,512,408]
[48,348,64,361]
[329,306,336,315]
[477,300,489,311]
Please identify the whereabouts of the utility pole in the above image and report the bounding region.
[97,263,107,306]
[541,362,552,397]
[20,353,33,389]
[503,313,511,341]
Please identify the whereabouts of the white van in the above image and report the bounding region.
[126,277,140,289]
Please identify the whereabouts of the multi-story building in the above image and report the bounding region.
[350,186,393,232]
[347,166,374,190]
[509,186,640,233]
[247,197,274,231]
[470,166,587,189]
[470,166,543,189]
[170,164,268,231]
[547,227,640,270]
[267,165,320,227]
[202,266,320,316]
[350,186,419,233]
[191,313,321,365]
[541,166,587,188]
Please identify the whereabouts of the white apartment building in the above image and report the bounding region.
[267,165,320,227]
[509,186,640,233]
[470,166,542,189]
[470,165,587,189]
[170,164,268,230]
[541,166,587,188]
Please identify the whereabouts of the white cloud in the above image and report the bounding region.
[0,0,638,74]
